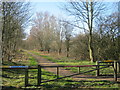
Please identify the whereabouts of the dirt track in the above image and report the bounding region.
[28,52,120,82]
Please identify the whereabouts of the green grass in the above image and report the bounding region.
[29,50,120,88]
[2,50,120,89]
[1,51,84,89]
[29,56,37,66]
[30,51,114,76]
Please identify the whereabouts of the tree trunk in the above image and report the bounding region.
[88,29,94,62]
[88,2,94,62]
[66,41,70,57]
[118,1,120,60]
[2,2,6,62]
[66,49,69,57]
[58,40,62,55]
[58,48,61,55]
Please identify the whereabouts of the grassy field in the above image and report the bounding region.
[2,50,120,89]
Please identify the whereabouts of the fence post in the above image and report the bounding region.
[114,61,117,81]
[57,67,59,79]
[96,61,100,76]
[78,67,80,74]
[25,68,29,87]
[38,65,41,86]
[117,61,120,73]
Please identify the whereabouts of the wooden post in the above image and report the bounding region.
[38,65,41,86]
[117,61,120,73]
[78,67,80,74]
[96,61,100,76]
[57,67,59,79]
[25,68,28,87]
[114,61,117,81]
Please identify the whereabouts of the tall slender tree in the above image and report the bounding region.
[64,0,105,62]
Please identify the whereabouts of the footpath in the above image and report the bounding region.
[28,52,120,82]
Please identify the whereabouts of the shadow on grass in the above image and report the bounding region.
[40,79,119,89]
[2,61,27,75]
[2,53,120,89]
[2,86,23,90]
[74,74,120,79]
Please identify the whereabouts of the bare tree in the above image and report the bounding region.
[118,1,120,60]
[64,0,105,62]
[0,2,2,63]
[2,2,30,61]
[95,12,119,60]
[30,12,57,53]
[54,19,65,55]
[63,22,73,57]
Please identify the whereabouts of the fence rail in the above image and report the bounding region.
[1,61,119,87]
[1,65,113,69]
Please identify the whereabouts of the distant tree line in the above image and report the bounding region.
[2,1,119,62]
[23,10,119,62]
[23,1,119,62]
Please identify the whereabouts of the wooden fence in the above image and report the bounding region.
[1,61,120,87]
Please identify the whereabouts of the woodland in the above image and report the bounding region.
[1,1,120,89]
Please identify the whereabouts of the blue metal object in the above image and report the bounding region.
[10,66,28,68]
